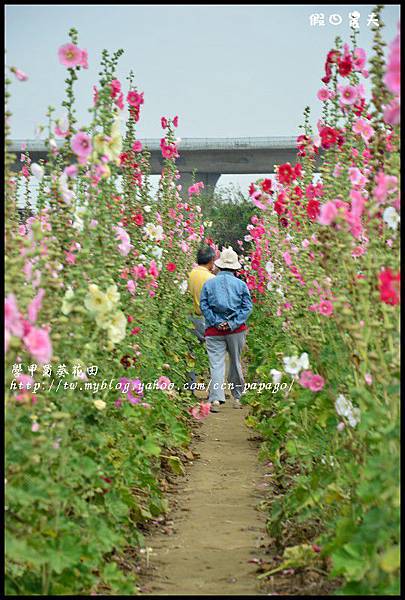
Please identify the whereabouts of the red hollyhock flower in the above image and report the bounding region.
[294,185,303,199]
[319,126,340,149]
[274,199,286,215]
[260,178,273,193]
[131,327,141,335]
[379,268,400,305]
[338,55,353,77]
[248,183,256,197]
[132,213,144,226]
[166,262,177,272]
[293,163,303,179]
[306,199,320,220]
[278,163,294,185]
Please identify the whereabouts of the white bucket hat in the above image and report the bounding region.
[214,246,241,270]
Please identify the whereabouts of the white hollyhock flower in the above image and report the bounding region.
[143,205,152,213]
[265,261,274,274]
[31,163,44,181]
[298,352,309,370]
[151,246,163,260]
[270,369,282,384]
[179,280,188,294]
[283,355,303,375]
[335,394,353,418]
[347,407,361,428]
[144,223,164,241]
[383,206,400,230]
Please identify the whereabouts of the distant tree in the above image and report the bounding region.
[198,183,255,253]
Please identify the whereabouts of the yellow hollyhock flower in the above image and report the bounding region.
[84,286,113,315]
[106,284,120,305]
[94,400,106,411]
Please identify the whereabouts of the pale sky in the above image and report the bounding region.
[5,4,400,192]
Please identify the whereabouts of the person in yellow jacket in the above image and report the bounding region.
[188,245,216,340]
[187,244,230,401]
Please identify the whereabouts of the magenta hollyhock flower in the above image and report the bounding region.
[173,115,179,127]
[318,300,334,316]
[71,132,92,162]
[127,90,144,107]
[28,288,45,324]
[317,88,334,102]
[23,326,52,364]
[161,117,168,129]
[132,140,143,152]
[299,370,314,388]
[308,374,325,392]
[58,43,83,68]
[10,67,28,81]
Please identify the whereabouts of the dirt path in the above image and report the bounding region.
[140,401,267,596]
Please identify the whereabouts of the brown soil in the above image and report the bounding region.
[139,399,268,596]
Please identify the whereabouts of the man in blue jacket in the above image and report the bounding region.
[200,246,253,412]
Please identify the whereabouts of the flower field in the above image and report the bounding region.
[5,6,400,597]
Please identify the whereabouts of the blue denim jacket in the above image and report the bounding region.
[199,271,253,331]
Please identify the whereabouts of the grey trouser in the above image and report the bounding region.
[189,314,206,343]
[205,331,246,403]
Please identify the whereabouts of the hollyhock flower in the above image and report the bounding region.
[364,373,373,385]
[160,141,178,159]
[299,370,314,388]
[383,98,400,126]
[352,245,366,258]
[306,199,320,221]
[166,262,176,272]
[319,126,340,149]
[28,288,45,324]
[58,43,83,68]
[317,88,334,102]
[379,268,400,305]
[110,79,121,97]
[131,140,143,153]
[64,164,78,178]
[31,422,40,432]
[283,353,307,375]
[353,47,367,70]
[373,172,398,204]
[384,30,400,95]
[127,280,136,295]
[383,206,400,230]
[161,117,168,129]
[188,181,204,197]
[270,369,282,384]
[308,374,325,392]
[127,90,144,107]
[133,213,144,226]
[157,376,171,390]
[317,300,334,317]
[350,190,366,218]
[79,49,88,68]
[23,327,52,364]
[318,201,338,225]
[353,118,374,143]
[173,115,179,127]
[30,163,44,181]
[5,294,23,337]
[190,402,211,420]
[260,178,273,193]
[277,163,294,185]
[94,400,106,410]
[10,66,28,81]
[338,84,358,106]
[338,54,353,77]
[71,132,92,163]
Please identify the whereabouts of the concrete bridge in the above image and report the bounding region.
[9,136,318,193]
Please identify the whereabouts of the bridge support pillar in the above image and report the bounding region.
[179,172,221,198]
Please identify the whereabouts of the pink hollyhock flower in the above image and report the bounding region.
[149,260,159,278]
[348,167,367,187]
[161,117,168,129]
[23,326,52,364]
[127,90,144,107]
[384,30,400,95]
[353,118,374,143]
[173,115,179,127]
[383,98,400,126]
[10,67,28,81]
[28,288,45,324]
[132,140,143,152]
[31,422,40,432]
[373,171,398,204]
[79,49,88,69]
[115,92,124,111]
[317,88,334,102]
[352,245,366,258]
[318,201,338,225]
[127,280,136,295]
[160,141,178,159]
[299,370,314,388]
[190,402,211,420]
[353,47,367,70]
[350,189,366,218]
[338,84,358,106]
[71,132,92,162]
[110,79,121,98]
[58,43,83,67]
[16,374,34,389]
[64,164,78,178]
[318,300,334,316]
[5,294,24,337]
[89,219,98,228]
[308,374,325,392]
[188,181,204,197]
[157,376,171,390]
[282,252,292,266]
